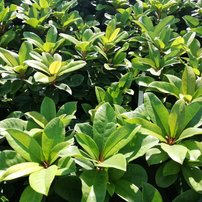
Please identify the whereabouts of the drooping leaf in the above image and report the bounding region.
[29,165,58,196]
[155,164,178,188]
[96,154,126,171]
[54,176,82,202]
[161,143,188,164]
[182,166,202,193]
[25,111,48,128]
[80,170,108,202]
[173,189,202,202]
[20,186,43,202]
[1,162,43,181]
[115,179,142,202]
[146,148,169,165]
[142,183,163,202]
[123,164,148,188]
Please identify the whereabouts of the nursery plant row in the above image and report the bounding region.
[0,0,202,201]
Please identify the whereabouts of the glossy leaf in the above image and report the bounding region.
[93,103,116,152]
[144,93,169,136]
[96,154,126,171]
[75,133,99,160]
[142,183,163,202]
[40,97,56,122]
[6,129,44,162]
[20,186,43,202]
[1,162,43,181]
[161,143,187,164]
[29,165,58,196]
[42,117,65,160]
[80,170,107,202]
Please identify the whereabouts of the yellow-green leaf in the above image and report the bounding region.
[49,61,62,75]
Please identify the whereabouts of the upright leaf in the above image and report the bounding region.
[93,103,116,153]
[181,66,196,96]
[40,97,56,121]
[144,93,169,136]
[6,129,44,162]
[42,117,65,160]
[168,99,185,138]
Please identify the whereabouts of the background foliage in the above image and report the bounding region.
[0,0,202,201]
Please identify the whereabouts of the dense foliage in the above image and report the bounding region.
[0,0,202,201]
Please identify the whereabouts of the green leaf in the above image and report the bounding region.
[183,102,202,128]
[1,162,43,181]
[155,164,178,188]
[142,183,163,202]
[144,93,169,136]
[6,129,44,162]
[20,186,43,202]
[126,117,165,141]
[168,99,185,138]
[106,19,116,39]
[123,164,148,188]
[49,140,73,164]
[173,189,202,202]
[29,165,57,196]
[0,118,27,135]
[0,150,25,170]
[0,30,15,47]
[57,101,77,117]
[146,148,169,165]
[182,166,202,193]
[103,124,140,159]
[96,154,126,171]
[56,156,75,176]
[40,97,56,121]
[161,143,187,164]
[42,117,65,161]
[19,41,33,64]
[149,81,179,97]
[122,134,159,162]
[181,66,196,96]
[163,160,180,176]
[74,123,93,138]
[177,127,202,142]
[23,32,43,48]
[93,102,117,153]
[39,0,49,8]
[75,133,99,160]
[115,179,142,202]
[183,15,199,27]
[59,33,79,45]
[46,26,57,43]
[58,60,86,76]
[80,170,107,202]
[95,86,106,103]
[0,47,19,66]
[54,176,82,202]
[25,111,48,128]
[154,16,175,35]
